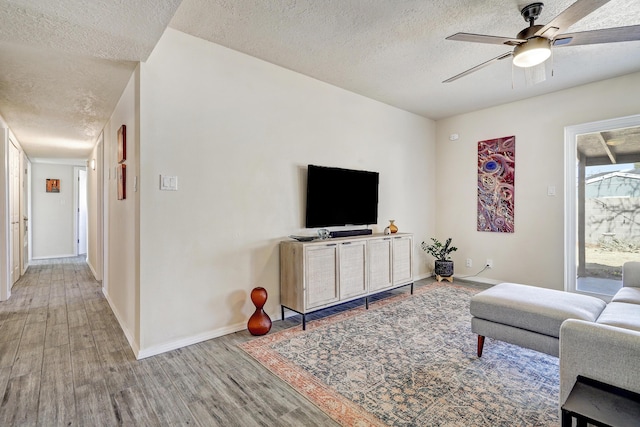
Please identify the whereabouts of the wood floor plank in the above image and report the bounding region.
[37,369,76,426]
[67,308,89,328]
[20,321,46,346]
[69,325,94,352]
[279,406,340,426]
[74,380,119,425]
[0,318,26,342]
[26,307,48,324]
[44,323,69,349]
[46,306,67,326]
[0,372,41,427]
[100,348,138,394]
[71,347,104,388]
[0,339,19,369]
[130,357,197,426]
[188,396,266,427]
[112,385,161,426]
[10,342,43,379]
[155,350,218,403]
[0,367,11,405]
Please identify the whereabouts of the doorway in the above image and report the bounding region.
[565,115,640,297]
[76,167,88,256]
[9,140,20,286]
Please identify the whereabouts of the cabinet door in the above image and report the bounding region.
[368,238,392,292]
[392,236,413,285]
[305,245,339,309]
[339,241,367,299]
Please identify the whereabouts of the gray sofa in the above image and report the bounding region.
[559,261,640,407]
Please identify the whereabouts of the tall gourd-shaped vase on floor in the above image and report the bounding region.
[248,287,272,336]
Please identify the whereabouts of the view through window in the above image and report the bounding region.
[578,160,640,295]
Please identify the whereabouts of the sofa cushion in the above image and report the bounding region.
[470,283,607,338]
[611,287,640,305]
[596,302,640,332]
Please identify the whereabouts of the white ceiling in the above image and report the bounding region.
[2,0,640,160]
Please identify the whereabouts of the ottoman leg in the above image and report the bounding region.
[477,335,485,357]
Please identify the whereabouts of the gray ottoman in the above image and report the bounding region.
[470,283,606,357]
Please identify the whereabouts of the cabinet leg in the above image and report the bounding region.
[302,314,306,331]
[281,306,285,321]
[365,297,369,309]
[410,283,414,294]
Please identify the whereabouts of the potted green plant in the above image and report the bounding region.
[421,237,457,282]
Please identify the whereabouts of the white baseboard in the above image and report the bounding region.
[87,260,100,281]
[455,276,501,286]
[101,287,140,358]
[101,286,250,360]
[136,322,248,360]
[414,272,433,281]
[32,253,76,260]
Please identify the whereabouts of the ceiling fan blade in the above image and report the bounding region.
[553,25,640,47]
[443,52,513,83]
[536,0,611,39]
[446,32,524,46]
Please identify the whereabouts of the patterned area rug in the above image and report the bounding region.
[240,283,559,426]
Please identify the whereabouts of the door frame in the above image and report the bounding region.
[73,166,88,256]
[0,132,9,301]
[564,114,640,295]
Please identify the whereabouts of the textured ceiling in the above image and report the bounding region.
[169,0,640,120]
[2,0,640,160]
[0,0,182,159]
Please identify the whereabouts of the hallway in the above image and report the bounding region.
[0,257,336,426]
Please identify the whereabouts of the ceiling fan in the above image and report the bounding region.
[443,0,640,83]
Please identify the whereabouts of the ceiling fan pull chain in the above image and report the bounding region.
[550,48,555,78]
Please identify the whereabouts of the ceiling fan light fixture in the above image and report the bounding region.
[513,37,551,68]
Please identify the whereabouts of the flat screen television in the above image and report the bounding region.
[305,165,379,228]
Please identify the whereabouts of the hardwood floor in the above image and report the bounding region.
[0,257,340,426]
[0,257,485,426]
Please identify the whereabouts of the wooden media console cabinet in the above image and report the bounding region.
[280,233,413,329]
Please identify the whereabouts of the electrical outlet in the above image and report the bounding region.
[466,258,472,268]
[486,259,493,268]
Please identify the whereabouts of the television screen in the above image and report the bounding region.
[305,165,379,228]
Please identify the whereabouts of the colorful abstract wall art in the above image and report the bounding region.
[477,135,515,233]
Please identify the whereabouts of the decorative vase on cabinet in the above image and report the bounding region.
[388,220,398,234]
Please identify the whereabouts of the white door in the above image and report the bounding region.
[22,159,29,274]
[78,169,87,255]
[9,141,20,286]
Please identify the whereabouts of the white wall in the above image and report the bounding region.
[31,163,76,258]
[87,133,103,280]
[435,71,640,290]
[136,28,436,356]
[103,68,140,354]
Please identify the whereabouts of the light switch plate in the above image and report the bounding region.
[160,175,178,191]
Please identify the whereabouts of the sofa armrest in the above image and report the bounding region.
[623,261,640,287]
[559,319,640,406]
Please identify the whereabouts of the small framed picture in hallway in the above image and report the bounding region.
[117,164,126,200]
[117,124,126,163]
[46,178,60,193]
